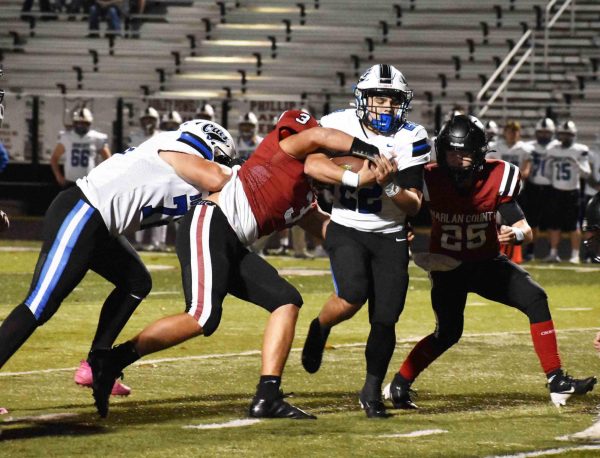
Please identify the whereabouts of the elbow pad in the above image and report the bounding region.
[350,137,379,163]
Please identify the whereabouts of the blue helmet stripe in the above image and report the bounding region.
[177,132,214,160]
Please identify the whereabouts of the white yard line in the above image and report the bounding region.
[379,429,447,438]
[485,444,600,457]
[1,327,597,378]
[2,412,79,423]
[183,419,261,429]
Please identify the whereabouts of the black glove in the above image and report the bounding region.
[350,137,380,163]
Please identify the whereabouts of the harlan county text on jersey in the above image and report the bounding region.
[430,210,496,224]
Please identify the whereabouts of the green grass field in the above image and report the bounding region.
[1,241,600,457]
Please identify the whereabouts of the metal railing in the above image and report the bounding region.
[477,0,576,118]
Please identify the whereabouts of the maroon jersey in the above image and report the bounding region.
[238,110,319,237]
[426,159,521,261]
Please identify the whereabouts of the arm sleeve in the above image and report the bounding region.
[498,200,525,226]
[396,163,424,191]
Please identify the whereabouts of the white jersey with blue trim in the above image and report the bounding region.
[58,129,108,182]
[585,149,600,197]
[546,141,590,191]
[525,139,560,186]
[236,135,263,160]
[486,139,533,170]
[77,129,212,236]
[320,109,430,233]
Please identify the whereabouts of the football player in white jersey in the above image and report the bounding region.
[485,120,499,150]
[486,120,533,177]
[50,108,112,188]
[521,118,560,261]
[195,102,215,121]
[128,106,168,252]
[236,111,263,160]
[544,120,591,263]
[301,64,430,418]
[0,119,236,401]
[127,106,160,148]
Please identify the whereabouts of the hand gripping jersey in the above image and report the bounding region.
[76,128,217,235]
[525,139,560,186]
[236,110,318,238]
[546,141,590,191]
[320,109,430,233]
[58,129,108,182]
[426,159,521,262]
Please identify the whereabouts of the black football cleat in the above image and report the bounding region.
[548,371,597,407]
[383,373,418,410]
[249,392,316,420]
[301,318,330,374]
[89,348,124,418]
[358,391,391,419]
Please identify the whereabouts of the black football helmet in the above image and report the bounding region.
[582,192,600,263]
[435,114,488,184]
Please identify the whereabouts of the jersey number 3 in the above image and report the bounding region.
[440,223,487,251]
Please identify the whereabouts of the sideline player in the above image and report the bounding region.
[544,121,591,263]
[50,108,112,188]
[89,110,382,420]
[301,64,429,418]
[382,115,596,410]
[521,118,559,261]
[0,119,236,398]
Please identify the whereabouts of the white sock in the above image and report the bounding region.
[549,248,557,256]
[571,249,579,259]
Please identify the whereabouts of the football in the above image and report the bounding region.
[330,155,367,173]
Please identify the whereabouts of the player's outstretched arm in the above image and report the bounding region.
[159,150,232,192]
[281,127,379,161]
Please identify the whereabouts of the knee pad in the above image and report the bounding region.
[524,294,552,323]
[126,267,152,299]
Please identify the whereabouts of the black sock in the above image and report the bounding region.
[90,289,143,351]
[88,341,141,371]
[363,323,397,398]
[316,318,331,340]
[256,375,281,400]
[0,304,38,369]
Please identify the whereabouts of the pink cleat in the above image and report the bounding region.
[0,407,8,415]
[74,360,131,396]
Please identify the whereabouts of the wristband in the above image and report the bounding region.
[512,227,524,244]
[350,137,380,162]
[384,181,400,197]
[341,170,360,188]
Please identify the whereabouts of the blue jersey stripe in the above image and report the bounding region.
[177,132,214,160]
[412,140,431,157]
[26,200,95,319]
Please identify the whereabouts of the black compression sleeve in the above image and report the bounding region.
[498,200,525,225]
[397,163,425,191]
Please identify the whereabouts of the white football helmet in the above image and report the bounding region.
[72,107,93,123]
[196,103,215,121]
[178,119,237,165]
[238,111,259,140]
[557,120,577,135]
[161,110,183,131]
[484,120,499,138]
[535,117,556,133]
[140,106,159,134]
[354,64,413,135]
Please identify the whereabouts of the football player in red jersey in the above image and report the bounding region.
[90,110,385,419]
[382,115,596,410]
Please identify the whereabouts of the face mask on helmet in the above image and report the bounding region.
[179,120,237,167]
[354,64,413,135]
[74,121,91,136]
[435,114,488,186]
